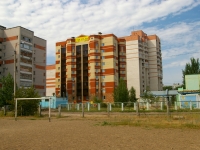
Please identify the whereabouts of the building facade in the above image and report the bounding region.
[55,33,126,103]
[122,30,163,98]
[0,25,46,96]
[46,64,56,96]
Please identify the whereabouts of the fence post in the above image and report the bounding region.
[136,101,139,116]
[76,104,79,110]
[175,101,177,110]
[38,104,41,117]
[190,100,192,110]
[161,102,163,110]
[58,105,61,117]
[134,103,136,110]
[67,104,69,111]
[146,102,149,110]
[98,103,100,111]
[88,103,90,111]
[109,103,112,111]
[107,103,110,117]
[121,103,124,111]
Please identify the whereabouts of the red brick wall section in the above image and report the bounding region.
[90,79,96,94]
[34,85,45,89]
[34,44,46,51]
[104,93,114,103]
[0,38,3,42]
[6,36,18,41]
[35,65,45,70]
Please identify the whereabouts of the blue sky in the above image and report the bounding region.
[0,0,200,86]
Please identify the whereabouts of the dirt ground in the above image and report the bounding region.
[1,115,200,150]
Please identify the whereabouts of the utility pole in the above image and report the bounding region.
[14,43,17,121]
[81,46,84,117]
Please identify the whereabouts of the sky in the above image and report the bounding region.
[0,0,200,86]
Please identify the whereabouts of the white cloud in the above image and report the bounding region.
[0,0,199,58]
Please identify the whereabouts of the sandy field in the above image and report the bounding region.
[1,115,200,150]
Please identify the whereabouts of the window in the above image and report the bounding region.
[102,76,105,79]
[102,88,105,93]
[102,56,105,59]
[96,76,99,79]
[102,82,105,86]
[102,69,105,72]
[44,73,46,76]
[95,56,98,59]
[101,43,104,46]
[33,71,35,75]
[58,85,60,88]
[58,79,60,82]
[96,82,99,85]
[103,96,106,100]
[95,69,98,73]
[96,89,98,93]
[58,55,60,58]
[121,47,123,51]
[102,62,105,66]
[95,49,98,52]
[95,43,98,49]
[95,62,98,66]
[58,67,60,70]
[101,50,104,53]
[58,49,60,52]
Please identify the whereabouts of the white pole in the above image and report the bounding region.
[88,103,90,111]
[190,100,192,110]
[175,101,177,110]
[147,102,149,110]
[77,104,79,110]
[98,103,100,111]
[134,103,136,110]
[15,98,17,121]
[121,103,124,111]
[161,102,163,110]
[49,97,51,122]
[109,103,111,111]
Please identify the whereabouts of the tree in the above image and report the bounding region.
[182,57,200,88]
[113,78,129,102]
[0,73,14,107]
[129,86,137,102]
[140,90,155,103]
[163,86,173,90]
[15,86,40,116]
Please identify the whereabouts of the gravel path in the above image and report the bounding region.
[1,117,200,150]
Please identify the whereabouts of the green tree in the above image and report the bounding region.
[15,86,40,116]
[140,90,155,103]
[182,57,200,88]
[163,86,173,90]
[129,86,137,102]
[113,78,129,102]
[0,73,14,107]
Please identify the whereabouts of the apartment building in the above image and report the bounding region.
[55,33,126,103]
[0,25,46,96]
[122,30,163,98]
[46,64,56,96]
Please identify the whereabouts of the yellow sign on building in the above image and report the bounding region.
[75,36,89,43]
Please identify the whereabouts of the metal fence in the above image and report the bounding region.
[48,101,200,114]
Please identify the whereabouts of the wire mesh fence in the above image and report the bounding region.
[40,101,200,117]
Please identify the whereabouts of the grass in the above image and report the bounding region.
[98,114,200,129]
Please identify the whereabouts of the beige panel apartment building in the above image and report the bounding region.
[122,30,163,98]
[0,25,46,96]
[55,33,126,103]
[46,64,56,96]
